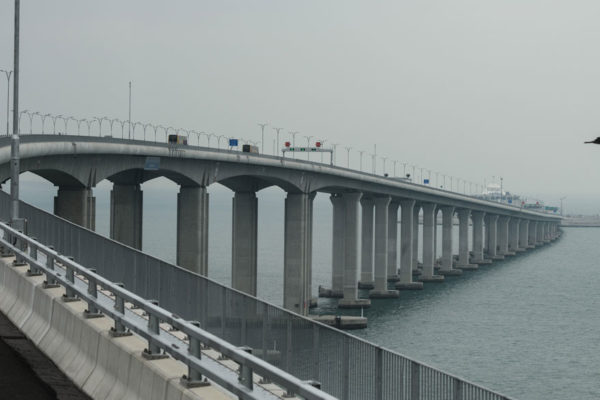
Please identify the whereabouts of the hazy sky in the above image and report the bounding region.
[1,1,599,212]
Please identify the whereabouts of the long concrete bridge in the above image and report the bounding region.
[0,134,561,316]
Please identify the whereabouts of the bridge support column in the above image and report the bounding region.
[370,196,399,297]
[339,192,370,308]
[535,221,544,245]
[419,203,443,282]
[110,183,142,249]
[283,192,315,315]
[359,197,374,289]
[470,211,489,264]
[439,206,461,276]
[412,204,420,272]
[54,186,95,230]
[497,216,510,256]
[509,218,520,252]
[319,194,345,298]
[485,214,501,260]
[543,222,550,242]
[528,221,538,247]
[387,202,400,281]
[232,191,258,296]
[519,220,529,250]
[176,186,209,275]
[456,209,477,269]
[397,199,423,289]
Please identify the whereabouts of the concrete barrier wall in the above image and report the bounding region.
[0,257,234,400]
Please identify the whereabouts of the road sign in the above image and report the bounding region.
[424,179,430,184]
[229,139,239,147]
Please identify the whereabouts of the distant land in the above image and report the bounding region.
[561,215,600,227]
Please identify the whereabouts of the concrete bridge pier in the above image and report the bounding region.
[54,186,95,230]
[110,183,142,249]
[231,191,258,296]
[283,192,315,315]
[470,211,489,264]
[176,186,209,275]
[396,199,423,289]
[528,221,538,248]
[518,219,529,250]
[497,216,512,256]
[339,192,371,308]
[456,209,477,269]
[412,204,420,273]
[387,201,400,282]
[359,197,375,289]
[419,203,443,282]
[509,218,521,252]
[439,206,462,276]
[319,194,345,298]
[543,222,551,242]
[535,221,544,245]
[485,214,502,260]
[369,196,399,297]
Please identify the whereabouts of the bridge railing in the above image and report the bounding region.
[0,191,515,400]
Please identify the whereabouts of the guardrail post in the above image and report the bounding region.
[0,229,13,257]
[11,219,28,266]
[238,345,254,397]
[109,282,132,337]
[26,238,42,276]
[453,378,463,400]
[180,321,210,388]
[142,300,168,360]
[83,268,103,319]
[411,361,420,400]
[62,257,79,302]
[43,250,60,289]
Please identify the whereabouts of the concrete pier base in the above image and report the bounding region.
[395,281,424,290]
[310,315,367,330]
[455,264,478,270]
[471,258,492,265]
[338,298,371,309]
[369,289,399,298]
[387,275,400,282]
[318,286,343,298]
[358,281,375,289]
[438,269,463,276]
[419,274,444,282]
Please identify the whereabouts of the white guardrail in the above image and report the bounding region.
[0,221,336,400]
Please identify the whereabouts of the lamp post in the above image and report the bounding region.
[10,0,21,224]
[382,156,387,175]
[0,69,11,136]
[304,135,313,161]
[393,160,398,177]
[319,139,327,163]
[358,150,365,171]
[345,146,352,168]
[273,127,283,156]
[331,143,339,165]
[560,196,567,216]
[289,131,298,158]
[402,162,407,176]
[500,177,504,203]
[258,123,268,154]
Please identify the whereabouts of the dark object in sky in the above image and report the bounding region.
[584,137,600,144]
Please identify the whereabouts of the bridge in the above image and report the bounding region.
[0,133,561,319]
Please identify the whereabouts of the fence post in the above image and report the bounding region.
[312,324,320,381]
[259,302,271,384]
[62,257,79,302]
[375,347,383,400]
[453,378,463,400]
[342,335,350,400]
[238,345,254,398]
[83,268,103,318]
[180,321,210,388]
[43,249,60,288]
[142,300,168,360]
[411,361,420,400]
[109,282,132,337]
[26,238,42,276]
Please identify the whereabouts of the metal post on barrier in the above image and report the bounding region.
[180,321,210,388]
[0,229,13,257]
[10,218,27,266]
[453,378,464,400]
[411,361,421,400]
[238,345,254,394]
[83,268,103,318]
[26,237,42,276]
[43,250,60,289]
[109,282,132,337]
[62,257,79,302]
[142,300,168,360]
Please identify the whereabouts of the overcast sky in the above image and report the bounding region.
[0,1,599,213]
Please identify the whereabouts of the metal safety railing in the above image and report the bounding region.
[0,221,335,400]
[0,192,515,400]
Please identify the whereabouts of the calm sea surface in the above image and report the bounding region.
[17,177,600,400]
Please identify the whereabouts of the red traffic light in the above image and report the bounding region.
[285,141,291,147]
[315,141,322,147]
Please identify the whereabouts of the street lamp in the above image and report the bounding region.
[258,123,268,154]
[288,131,299,158]
[500,177,504,203]
[393,160,398,177]
[0,69,12,136]
[560,196,567,216]
[331,143,339,165]
[319,139,327,163]
[303,135,313,160]
[345,146,352,168]
[358,150,365,172]
[382,156,387,175]
[273,127,283,156]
